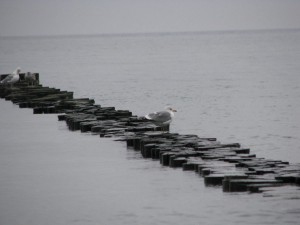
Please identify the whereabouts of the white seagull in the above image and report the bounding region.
[0,67,21,86]
[145,107,177,131]
[25,72,36,85]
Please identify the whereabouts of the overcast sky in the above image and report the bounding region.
[0,0,299,36]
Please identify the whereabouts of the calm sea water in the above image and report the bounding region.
[1,29,300,225]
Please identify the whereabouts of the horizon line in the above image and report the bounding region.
[1,27,299,39]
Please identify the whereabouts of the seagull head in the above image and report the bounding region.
[14,67,21,74]
[165,106,177,112]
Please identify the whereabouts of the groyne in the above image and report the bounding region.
[1,73,299,194]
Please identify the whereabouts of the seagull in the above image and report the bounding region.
[25,72,36,85]
[145,107,177,131]
[0,67,21,86]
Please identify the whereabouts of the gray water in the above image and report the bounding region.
[0,29,300,225]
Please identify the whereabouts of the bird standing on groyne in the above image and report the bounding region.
[145,107,177,131]
[25,72,37,85]
[0,67,21,86]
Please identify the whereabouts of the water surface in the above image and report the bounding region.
[1,29,300,224]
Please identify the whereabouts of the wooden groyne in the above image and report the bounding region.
[1,73,300,194]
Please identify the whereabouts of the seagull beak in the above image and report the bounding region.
[172,109,177,112]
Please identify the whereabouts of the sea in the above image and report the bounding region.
[0,29,300,225]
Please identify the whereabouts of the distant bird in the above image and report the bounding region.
[0,67,21,86]
[145,107,177,131]
[25,72,36,85]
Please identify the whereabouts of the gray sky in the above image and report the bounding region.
[0,0,299,36]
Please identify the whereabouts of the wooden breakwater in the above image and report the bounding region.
[1,73,300,194]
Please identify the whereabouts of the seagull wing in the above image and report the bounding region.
[1,68,20,84]
[145,111,172,123]
[0,74,13,84]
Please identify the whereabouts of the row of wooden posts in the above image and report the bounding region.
[1,73,299,195]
